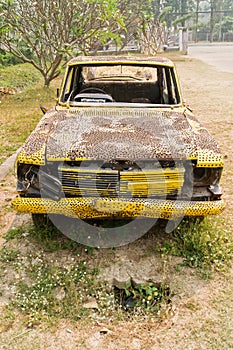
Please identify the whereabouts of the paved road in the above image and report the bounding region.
[188,43,233,73]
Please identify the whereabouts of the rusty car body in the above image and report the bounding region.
[12,56,224,224]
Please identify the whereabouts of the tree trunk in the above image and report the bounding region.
[209,0,215,43]
[181,0,187,27]
[195,0,200,43]
[44,77,51,88]
[218,1,223,41]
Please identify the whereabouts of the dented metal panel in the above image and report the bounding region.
[18,108,223,167]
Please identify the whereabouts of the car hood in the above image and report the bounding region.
[19,107,222,165]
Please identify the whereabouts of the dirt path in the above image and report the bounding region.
[0,55,233,349]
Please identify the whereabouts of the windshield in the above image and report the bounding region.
[82,65,157,81]
[60,63,181,106]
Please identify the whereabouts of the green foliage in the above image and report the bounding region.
[116,281,171,316]
[4,226,25,241]
[172,13,194,27]
[216,16,233,34]
[158,218,233,272]
[0,247,19,263]
[0,51,22,67]
[158,6,173,22]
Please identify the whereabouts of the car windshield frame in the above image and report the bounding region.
[59,62,182,107]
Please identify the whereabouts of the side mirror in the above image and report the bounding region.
[183,99,193,112]
[40,106,48,114]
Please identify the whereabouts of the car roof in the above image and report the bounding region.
[68,56,174,67]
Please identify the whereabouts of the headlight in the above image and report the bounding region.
[182,163,223,200]
[193,167,211,185]
[211,168,222,185]
[16,163,61,200]
[193,167,222,186]
[16,164,40,195]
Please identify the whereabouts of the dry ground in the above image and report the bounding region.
[0,55,233,350]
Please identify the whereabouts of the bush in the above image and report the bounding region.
[0,51,22,67]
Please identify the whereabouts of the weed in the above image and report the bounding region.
[4,226,25,241]
[0,247,19,263]
[0,63,41,89]
[0,305,17,332]
[115,281,171,316]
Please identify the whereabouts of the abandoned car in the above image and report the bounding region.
[12,56,224,225]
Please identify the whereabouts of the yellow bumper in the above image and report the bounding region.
[12,196,224,219]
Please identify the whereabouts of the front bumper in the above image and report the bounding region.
[12,196,225,219]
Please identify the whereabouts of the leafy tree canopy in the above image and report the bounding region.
[0,0,126,86]
[1,0,233,85]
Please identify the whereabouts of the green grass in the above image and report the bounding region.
[0,246,19,263]
[0,63,61,164]
[157,217,233,275]
[5,223,83,253]
[0,63,42,89]
[1,225,104,323]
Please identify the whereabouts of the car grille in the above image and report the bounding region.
[59,167,119,197]
[120,169,184,197]
[58,163,185,198]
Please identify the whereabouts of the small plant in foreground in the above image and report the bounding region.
[114,281,171,316]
